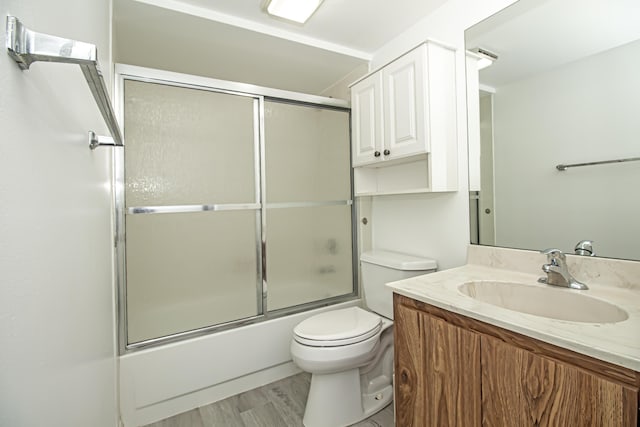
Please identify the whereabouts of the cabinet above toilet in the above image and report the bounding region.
[350,41,458,196]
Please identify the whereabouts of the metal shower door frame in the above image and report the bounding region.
[113,64,356,354]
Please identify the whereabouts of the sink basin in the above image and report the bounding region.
[458,281,628,323]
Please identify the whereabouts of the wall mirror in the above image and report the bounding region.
[465,0,640,261]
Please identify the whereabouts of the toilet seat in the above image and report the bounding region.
[293,307,382,347]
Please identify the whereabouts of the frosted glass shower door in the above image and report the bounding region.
[264,101,354,311]
[123,80,261,344]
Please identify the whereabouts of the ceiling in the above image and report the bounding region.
[466,0,640,88]
[113,0,447,95]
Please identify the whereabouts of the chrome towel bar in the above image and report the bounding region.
[6,16,123,149]
[556,156,640,171]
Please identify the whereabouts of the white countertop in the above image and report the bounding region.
[387,263,640,371]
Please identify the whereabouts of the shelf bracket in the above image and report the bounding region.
[6,15,123,149]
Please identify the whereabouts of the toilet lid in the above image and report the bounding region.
[293,307,382,347]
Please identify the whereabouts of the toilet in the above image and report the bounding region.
[290,250,437,427]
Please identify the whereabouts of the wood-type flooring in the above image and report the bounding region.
[144,372,394,427]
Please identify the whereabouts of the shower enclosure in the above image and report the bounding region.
[114,66,356,352]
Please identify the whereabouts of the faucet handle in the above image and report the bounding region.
[575,240,595,256]
[540,248,565,264]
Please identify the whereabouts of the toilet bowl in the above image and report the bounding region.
[291,307,394,427]
[291,250,437,427]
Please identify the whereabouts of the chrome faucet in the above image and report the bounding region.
[538,248,588,290]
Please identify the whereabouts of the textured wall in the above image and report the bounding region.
[0,1,118,426]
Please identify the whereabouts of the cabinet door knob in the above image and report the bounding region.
[374,151,381,157]
[383,149,390,156]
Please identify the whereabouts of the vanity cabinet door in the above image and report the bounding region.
[394,299,481,427]
[481,335,639,427]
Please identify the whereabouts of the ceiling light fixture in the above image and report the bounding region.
[470,47,498,70]
[265,0,324,24]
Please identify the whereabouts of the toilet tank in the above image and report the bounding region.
[361,250,437,319]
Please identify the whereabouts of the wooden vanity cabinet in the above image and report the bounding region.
[481,336,638,426]
[393,294,640,427]
[394,295,481,426]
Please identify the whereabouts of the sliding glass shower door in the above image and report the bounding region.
[264,101,353,310]
[123,80,262,344]
[118,70,354,350]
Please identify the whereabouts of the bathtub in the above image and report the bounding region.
[119,300,359,426]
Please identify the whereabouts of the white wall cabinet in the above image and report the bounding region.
[351,73,383,166]
[350,41,457,195]
[382,45,428,162]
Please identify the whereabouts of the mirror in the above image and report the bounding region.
[465,0,640,261]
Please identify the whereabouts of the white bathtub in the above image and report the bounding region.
[119,300,359,426]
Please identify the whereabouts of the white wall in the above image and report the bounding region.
[493,39,640,260]
[113,0,367,96]
[367,0,518,270]
[0,1,118,426]
[320,63,369,99]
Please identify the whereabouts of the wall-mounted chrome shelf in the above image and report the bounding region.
[5,15,123,150]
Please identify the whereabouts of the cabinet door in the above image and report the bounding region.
[394,302,481,426]
[382,46,428,161]
[351,73,383,166]
[481,335,639,426]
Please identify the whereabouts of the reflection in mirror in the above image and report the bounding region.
[465,0,640,261]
